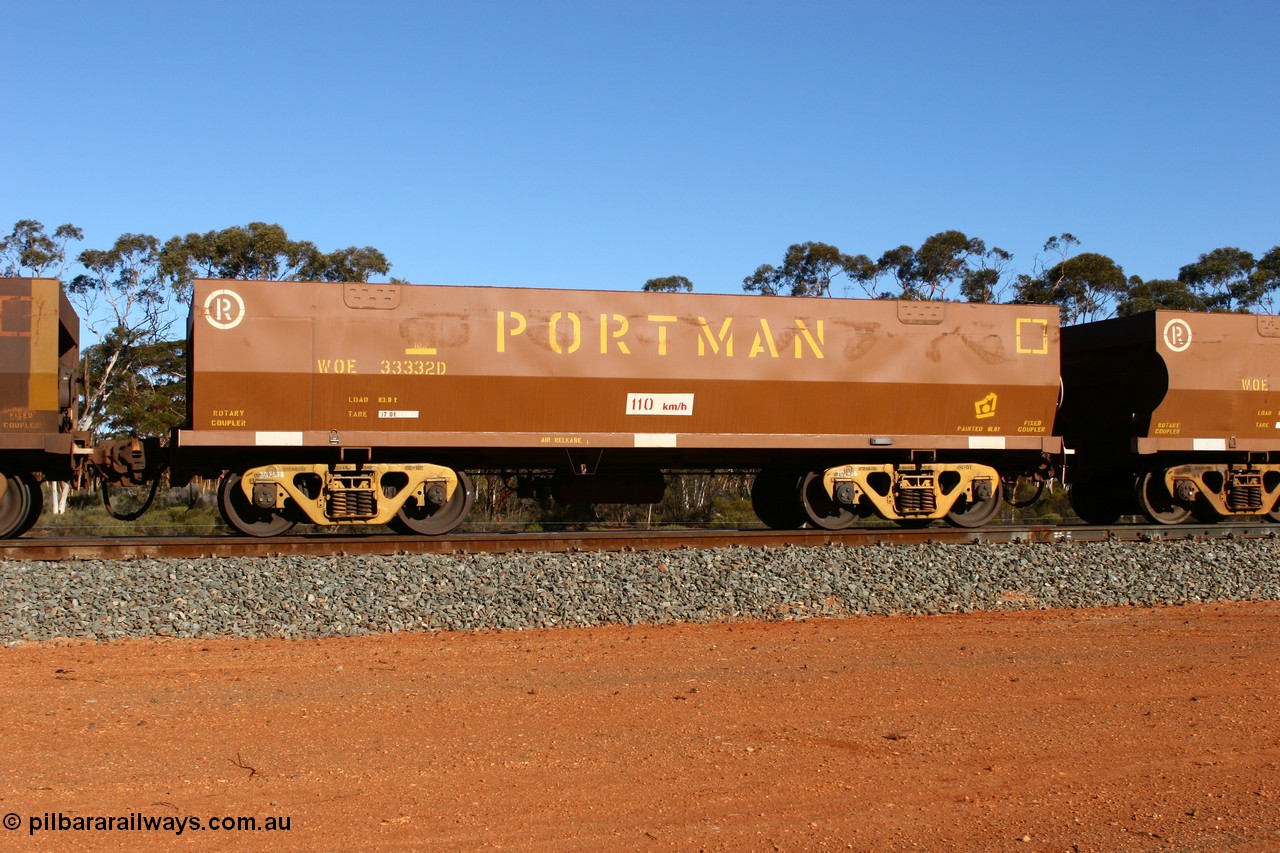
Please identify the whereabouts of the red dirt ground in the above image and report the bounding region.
[2,602,1278,851]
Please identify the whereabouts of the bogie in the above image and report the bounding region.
[218,463,474,537]
[750,462,1015,531]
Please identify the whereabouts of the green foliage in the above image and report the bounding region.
[302,245,393,283]
[48,220,394,439]
[744,232,1009,302]
[1115,279,1206,315]
[1177,246,1263,312]
[642,275,694,292]
[743,242,875,297]
[872,245,913,295]
[466,475,547,531]
[68,233,186,436]
[1008,235,1280,321]
[707,496,757,528]
[33,482,224,537]
[876,230,1011,302]
[999,479,1074,525]
[160,222,390,301]
[84,337,186,438]
[1013,245,1128,324]
[164,221,311,281]
[452,472,759,530]
[0,220,84,278]
[70,233,178,335]
[959,266,1003,304]
[1256,246,1280,285]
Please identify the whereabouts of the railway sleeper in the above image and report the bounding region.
[239,462,460,526]
[821,462,1001,522]
[1162,463,1280,520]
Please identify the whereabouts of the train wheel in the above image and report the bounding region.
[392,471,474,535]
[0,472,41,539]
[1135,471,1190,525]
[14,474,43,538]
[1067,480,1125,525]
[945,489,1003,528]
[800,471,859,530]
[218,472,297,537]
[750,469,806,530]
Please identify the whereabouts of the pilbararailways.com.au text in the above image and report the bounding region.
[7,811,291,836]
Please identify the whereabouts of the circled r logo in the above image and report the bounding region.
[1163,318,1192,353]
[204,289,245,330]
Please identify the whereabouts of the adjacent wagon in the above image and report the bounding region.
[1059,310,1280,524]
[0,278,83,537]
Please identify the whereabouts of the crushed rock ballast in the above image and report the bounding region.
[3,538,1278,642]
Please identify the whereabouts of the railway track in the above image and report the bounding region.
[2,521,1274,562]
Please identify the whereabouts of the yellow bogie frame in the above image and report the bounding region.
[239,462,459,526]
[1164,463,1280,518]
[822,462,1000,521]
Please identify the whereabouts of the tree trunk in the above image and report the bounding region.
[49,480,70,515]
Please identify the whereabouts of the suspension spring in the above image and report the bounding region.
[896,487,937,514]
[328,475,378,519]
[329,489,377,518]
[1226,470,1264,513]
[1228,484,1262,512]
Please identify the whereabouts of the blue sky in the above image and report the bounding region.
[4,0,1277,297]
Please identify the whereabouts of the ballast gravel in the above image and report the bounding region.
[2,538,1278,642]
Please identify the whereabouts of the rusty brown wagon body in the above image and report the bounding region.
[178,279,1062,535]
[1059,310,1280,524]
[0,278,83,537]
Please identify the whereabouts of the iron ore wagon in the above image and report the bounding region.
[0,278,84,538]
[176,279,1063,535]
[1059,310,1280,524]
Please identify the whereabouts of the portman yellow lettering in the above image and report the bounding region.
[497,311,527,353]
[600,314,630,354]
[492,309,827,359]
[697,317,733,356]
[794,320,825,358]
[647,315,677,355]
[749,319,779,358]
[549,312,581,354]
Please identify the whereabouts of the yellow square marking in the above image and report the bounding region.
[1016,318,1049,354]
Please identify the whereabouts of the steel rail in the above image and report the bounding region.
[2,522,1274,562]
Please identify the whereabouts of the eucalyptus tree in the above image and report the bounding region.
[743,241,876,297]
[160,221,390,301]
[875,230,1011,301]
[642,275,693,292]
[1012,235,1128,324]
[1177,247,1262,312]
[1254,246,1280,312]
[69,233,182,437]
[1115,278,1207,316]
[69,222,394,439]
[1014,252,1128,324]
[0,220,84,278]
